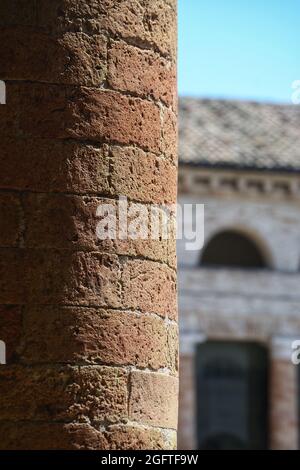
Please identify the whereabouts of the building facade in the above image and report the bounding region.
[178,98,300,450]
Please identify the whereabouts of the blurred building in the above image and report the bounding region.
[177,98,300,450]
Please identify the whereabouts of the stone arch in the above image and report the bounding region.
[200,226,274,269]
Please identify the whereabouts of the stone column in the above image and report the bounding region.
[0,0,178,450]
[270,337,298,450]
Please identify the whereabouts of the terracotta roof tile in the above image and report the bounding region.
[179,98,300,171]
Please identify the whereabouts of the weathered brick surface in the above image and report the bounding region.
[0,139,176,203]
[0,28,107,86]
[98,238,176,271]
[109,146,177,204]
[0,1,176,57]
[0,305,22,363]
[38,0,176,58]
[161,107,178,164]
[0,249,25,304]
[21,306,178,372]
[0,422,94,450]
[23,193,100,250]
[0,0,178,450]
[24,251,121,307]
[0,422,177,450]
[0,192,22,247]
[0,138,111,194]
[0,250,177,319]
[23,194,176,267]
[99,425,177,450]
[129,371,178,429]
[0,365,128,423]
[23,194,175,251]
[0,249,121,306]
[0,84,162,153]
[122,260,177,319]
[108,40,176,108]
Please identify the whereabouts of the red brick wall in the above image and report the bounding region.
[270,359,298,450]
[178,355,197,450]
[0,0,178,449]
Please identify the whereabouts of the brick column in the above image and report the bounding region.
[0,0,178,450]
[270,337,298,450]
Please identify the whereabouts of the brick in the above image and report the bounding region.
[23,193,100,251]
[36,0,176,58]
[0,365,128,423]
[0,248,25,304]
[161,107,178,164]
[98,240,176,272]
[0,138,110,194]
[110,146,177,204]
[95,194,177,268]
[97,238,177,271]
[99,425,177,450]
[0,27,107,86]
[24,250,121,307]
[112,0,177,59]
[108,40,176,108]
[0,84,161,153]
[0,422,92,450]
[0,139,177,203]
[129,371,178,428]
[0,248,122,306]
[23,193,176,268]
[0,422,176,450]
[122,260,177,319]
[168,323,179,373]
[0,192,22,247]
[21,306,178,372]
[0,305,22,363]
[0,1,176,58]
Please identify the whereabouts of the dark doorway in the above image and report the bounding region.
[201,230,266,268]
[196,341,269,450]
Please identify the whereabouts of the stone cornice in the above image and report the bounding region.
[178,166,300,200]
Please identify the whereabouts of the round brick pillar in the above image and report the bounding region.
[0,0,178,449]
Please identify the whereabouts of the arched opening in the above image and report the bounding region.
[200,230,267,268]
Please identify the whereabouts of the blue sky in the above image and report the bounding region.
[178,0,299,103]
